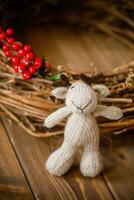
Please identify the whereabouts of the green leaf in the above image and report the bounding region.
[45,73,61,81]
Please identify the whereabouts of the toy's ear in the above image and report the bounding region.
[92,84,110,97]
[52,87,68,99]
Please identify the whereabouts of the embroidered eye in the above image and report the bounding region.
[70,85,75,89]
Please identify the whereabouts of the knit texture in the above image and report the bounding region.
[44,81,123,177]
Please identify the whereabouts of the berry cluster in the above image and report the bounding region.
[0,27,51,80]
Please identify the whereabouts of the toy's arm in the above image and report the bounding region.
[44,106,71,128]
[94,105,123,120]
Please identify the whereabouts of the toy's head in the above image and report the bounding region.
[52,81,109,114]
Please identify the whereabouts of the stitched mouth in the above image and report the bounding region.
[71,100,90,112]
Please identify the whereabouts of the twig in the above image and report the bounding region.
[99,119,134,128]
[23,116,36,132]
[122,107,134,113]
[0,98,46,118]
[0,89,62,110]
[100,97,133,103]
[0,103,63,138]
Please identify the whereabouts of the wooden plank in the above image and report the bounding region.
[102,133,134,200]
[0,120,34,200]
[3,25,134,199]
[21,25,134,72]
[3,118,114,200]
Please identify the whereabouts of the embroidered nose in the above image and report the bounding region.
[71,100,90,111]
[71,100,83,110]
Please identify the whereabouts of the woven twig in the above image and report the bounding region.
[0,50,133,137]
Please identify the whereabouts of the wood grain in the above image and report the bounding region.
[3,118,114,200]
[0,120,34,200]
[20,25,134,72]
[2,25,134,199]
[102,133,134,200]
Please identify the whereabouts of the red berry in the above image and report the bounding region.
[21,57,29,65]
[19,63,26,71]
[22,71,31,80]
[18,49,26,57]
[0,32,7,40]
[26,52,34,60]
[5,50,12,57]
[13,65,19,72]
[2,44,9,51]
[12,42,22,50]
[29,65,36,74]
[6,28,14,35]
[24,45,32,52]
[45,61,51,68]
[7,37,14,44]
[12,56,20,65]
[34,57,42,68]
[18,64,25,73]
[17,63,26,73]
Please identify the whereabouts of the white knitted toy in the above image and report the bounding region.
[44,81,123,177]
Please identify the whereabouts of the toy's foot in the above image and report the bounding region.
[46,142,76,176]
[80,150,103,177]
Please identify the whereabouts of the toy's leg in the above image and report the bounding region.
[80,144,103,177]
[46,141,77,176]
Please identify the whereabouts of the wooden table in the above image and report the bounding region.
[0,25,134,200]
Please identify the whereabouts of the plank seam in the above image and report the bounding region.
[102,172,117,200]
[2,119,36,200]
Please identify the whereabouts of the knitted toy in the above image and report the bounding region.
[44,81,123,177]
